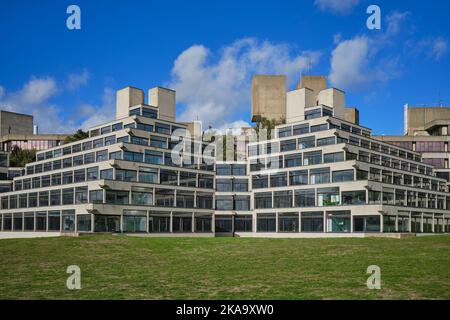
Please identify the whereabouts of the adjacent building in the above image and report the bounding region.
[375,105,450,182]
[0,110,67,152]
[0,77,449,235]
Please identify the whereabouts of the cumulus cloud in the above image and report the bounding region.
[314,0,360,14]
[77,87,116,130]
[329,36,370,90]
[169,38,320,129]
[329,11,411,91]
[0,73,111,134]
[65,69,90,90]
[0,77,72,133]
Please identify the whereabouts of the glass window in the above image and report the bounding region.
[304,151,322,165]
[298,136,315,149]
[310,167,330,184]
[274,190,292,208]
[327,211,351,232]
[324,152,344,163]
[280,139,296,152]
[295,189,315,207]
[270,173,287,188]
[144,150,163,164]
[105,190,129,205]
[293,123,309,136]
[317,137,335,147]
[257,213,276,232]
[138,167,158,183]
[284,153,302,168]
[62,188,74,205]
[254,192,272,209]
[317,187,340,206]
[332,170,354,182]
[216,196,233,211]
[87,167,99,181]
[96,150,108,162]
[131,187,153,206]
[234,215,252,232]
[252,175,268,189]
[289,170,308,185]
[75,187,88,204]
[342,191,366,205]
[50,190,61,206]
[89,190,103,204]
[216,179,232,192]
[301,212,324,232]
[278,213,299,232]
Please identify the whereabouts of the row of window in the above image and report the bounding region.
[13,165,214,193]
[37,119,189,161]
[252,167,355,189]
[0,211,215,233]
[253,188,450,210]
[2,211,449,233]
[1,188,214,209]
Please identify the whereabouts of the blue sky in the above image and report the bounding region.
[0,0,449,135]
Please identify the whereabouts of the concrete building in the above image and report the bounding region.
[0,79,449,236]
[251,75,286,122]
[0,110,68,152]
[375,105,450,182]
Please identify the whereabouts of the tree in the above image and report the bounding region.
[64,129,89,143]
[9,146,36,167]
[254,116,285,140]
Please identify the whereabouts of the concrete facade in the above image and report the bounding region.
[374,105,450,182]
[251,75,286,122]
[0,82,449,236]
[0,110,33,136]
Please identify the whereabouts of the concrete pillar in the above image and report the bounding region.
[432,213,435,233]
[146,211,149,233]
[421,212,424,233]
[380,214,384,233]
[169,212,173,233]
[191,212,195,233]
[275,212,279,232]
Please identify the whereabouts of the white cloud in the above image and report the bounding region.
[329,11,411,91]
[329,36,370,90]
[0,77,76,134]
[169,38,320,128]
[78,87,116,130]
[0,74,114,134]
[314,0,360,15]
[65,69,90,90]
[431,37,448,60]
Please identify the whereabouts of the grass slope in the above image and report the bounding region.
[0,235,449,299]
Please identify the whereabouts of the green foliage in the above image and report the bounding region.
[9,146,36,167]
[254,116,285,140]
[64,129,89,143]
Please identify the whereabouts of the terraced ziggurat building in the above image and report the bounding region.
[0,76,449,236]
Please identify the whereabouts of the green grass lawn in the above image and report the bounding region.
[0,235,449,299]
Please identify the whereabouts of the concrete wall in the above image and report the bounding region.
[344,108,359,125]
[149,87,176,122]
[286,88,315,123]
[406,107,450,135]
[317,88,345,119]
[251,75,286,122]
[116,87,145,119]
[0,110,33,136]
